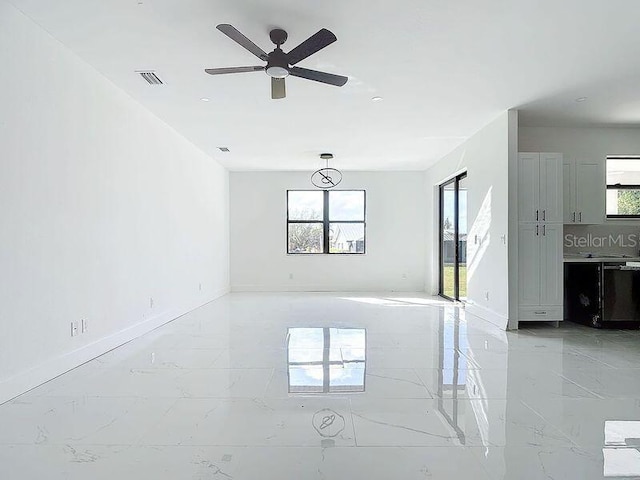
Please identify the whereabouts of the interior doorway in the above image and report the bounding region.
[439,172,467,301]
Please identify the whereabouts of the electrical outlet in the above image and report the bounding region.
[150,297,154,308]
[81,319,88,333]
[71,322,78,337]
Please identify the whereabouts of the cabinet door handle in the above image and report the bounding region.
[534,311,547,315]
[579,212,582,222]
[543,210,546,221]
[543,225,546,236]
[536,225,539,236]
[573,212,576,222]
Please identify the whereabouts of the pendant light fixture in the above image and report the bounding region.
[311,153,343,189]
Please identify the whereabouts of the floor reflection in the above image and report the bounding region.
[437,306,468,443]
[604,421,640,477]
[432,306,502,449]
[287,327,366,394]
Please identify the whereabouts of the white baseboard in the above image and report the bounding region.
[0,288,229,405]
[231,284,422,292]
[465,302,509,330]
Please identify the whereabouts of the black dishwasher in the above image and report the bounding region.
[602,263,640,324]
[565,262,640,328]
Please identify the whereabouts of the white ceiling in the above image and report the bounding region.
[9,0,640,170]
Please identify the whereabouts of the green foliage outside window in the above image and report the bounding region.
[617,190,640,215]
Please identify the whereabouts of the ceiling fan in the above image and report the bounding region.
[205,24,348,99]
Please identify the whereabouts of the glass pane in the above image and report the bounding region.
[329,328,366,363]
[289,366,323,393]
[607,189,640,216]
[441,182,455,298]
[288,328,324,362]
[289,327,324,350]
[458,175,468,300]
[288,223,323,253]
[330,365,365,392]
[331,328,366,349]
[329,191,365,221]
[607,159,640,185]
[288,191,323,220]
[329,223,365,253]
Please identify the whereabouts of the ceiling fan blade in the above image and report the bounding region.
[205,66,265,75]
[272,77,286,99]
[216,24,269,61]
[289,67,348,87]
[286,28,337,65]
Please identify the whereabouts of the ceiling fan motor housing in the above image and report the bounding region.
[266,48,289,78]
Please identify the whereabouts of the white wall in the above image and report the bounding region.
[230,171,426,292]
[519,126,640,165]
[424,112,517,329]
[0,2,229,403]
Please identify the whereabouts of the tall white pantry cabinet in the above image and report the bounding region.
[517,153,564,323]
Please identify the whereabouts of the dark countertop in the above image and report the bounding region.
[563,256,640,263]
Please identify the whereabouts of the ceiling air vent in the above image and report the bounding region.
[137,71,164,85]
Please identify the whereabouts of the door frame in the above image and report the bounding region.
[439,172,467,301]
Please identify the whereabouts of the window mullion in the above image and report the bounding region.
[323,190,330,253]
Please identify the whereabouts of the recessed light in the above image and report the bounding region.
[218,147,230,152]
[575,97,588,102]
[371,96,383,102]
[201,97,210,102]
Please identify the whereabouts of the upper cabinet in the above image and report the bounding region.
[539,153,563,223]
[563,159,604,224]
[518,153,563,223]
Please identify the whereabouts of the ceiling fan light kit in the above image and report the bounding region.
[205,24,348,99]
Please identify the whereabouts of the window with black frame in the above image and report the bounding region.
[287,190,365,254]
[607,156,640,218]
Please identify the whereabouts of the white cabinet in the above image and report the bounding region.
[518,153,563,223]
[518,153,540,223]
[562,159,604,224]
[518,224,541,306]
[562,160,576,223]
[539,224,563,306]
[540,153,563,223]
[576,163,603,224]
[517,152,563,323]
[517,223,564,320]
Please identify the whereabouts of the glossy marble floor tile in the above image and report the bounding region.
[472,446,609,480]
[2,292,640,479]
[523,398,640,448]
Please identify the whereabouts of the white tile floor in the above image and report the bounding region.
[2,293,640,479]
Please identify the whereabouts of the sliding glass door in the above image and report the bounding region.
[439,173,467,301]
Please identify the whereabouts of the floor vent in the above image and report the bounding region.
[137,71,164,85]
